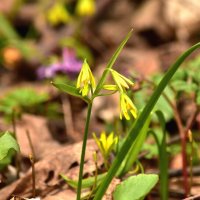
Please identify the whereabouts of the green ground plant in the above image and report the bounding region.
[53,30,200,199]
[0,88,54,122]
[0,131,19,171]
[133,54,200,197]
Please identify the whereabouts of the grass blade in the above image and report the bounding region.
[94,29,133,95]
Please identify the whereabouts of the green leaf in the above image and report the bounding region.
[60,173,107,189]
[151,75,174,122]
[118,114,151,176]
[0,132,19,161]
[196,90,200,105]
[154,111,168,200]
[171,69,187,81]
[134,81,174,122]
[170,80,198,93]
[0,150,15,170]
[113,174,158,200]
[51,82,90,103]
[0,13,19,39]
[0,88,49,121]
[94,42,200,200]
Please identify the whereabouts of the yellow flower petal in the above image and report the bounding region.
[120,93,137,120]
[93,131,118,159]
[110,69,134,92]
[76,0,96,16]
[103,85,118,91]
[47,3,71,26]
[76,59,96,96]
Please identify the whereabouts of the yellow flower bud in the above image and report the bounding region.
[76,59,96,96]
[76,0,96,16]
[103,84,118,91]
[120,93,137,120]
[110,69,134,92]
[47,3,71,26]
[93,131,118,159]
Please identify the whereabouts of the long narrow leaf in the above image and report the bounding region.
[120,115,151,176]
[94,43,200,199]
[0,13,19,39]
[155,111,168,200]
[150,111,168,200]
[52,82,90,103]
[94,30,133,95]
[61,173,106,189]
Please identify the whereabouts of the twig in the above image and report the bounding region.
[29,154,36,198]
[26,130,36,160]
[185,107,198,134]
[11,110,17,139]
[148,165,200,177]
[163,92,189,196]
[12,109,21,179]
[183,194,200,200]
[188,130,194,195]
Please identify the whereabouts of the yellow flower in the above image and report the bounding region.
[110,69,134,92]
[76,59,96,96]
[93,131,118,159]
[103,84,118,91]
[120,93,137,120]
[47,3,71,26]
[76,0,96,16]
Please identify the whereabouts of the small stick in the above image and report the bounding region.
[188,130,194,195]
[12,109,21,179]
[183,194,200,200]
[11,109,17,139]
[26,130,36,159]
[29,154,36,198]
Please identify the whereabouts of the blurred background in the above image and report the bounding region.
[1,1,200,199]
[0,0,200,81]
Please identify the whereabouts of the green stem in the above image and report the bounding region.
[77,103,93,200]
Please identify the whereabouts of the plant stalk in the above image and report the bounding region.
[77,102,93,200]
[162,93,189,196]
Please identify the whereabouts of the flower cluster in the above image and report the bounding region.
[37,48,82,79]
[76,60,137,120]
[105,69,137,120]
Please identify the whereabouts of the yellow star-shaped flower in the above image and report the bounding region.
[120,93,137,120]
[76,59,96,96]
[93,131,118,159]
[110,69,134,92]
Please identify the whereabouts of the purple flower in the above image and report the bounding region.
[37,48,82,79]
[62,48,82,74]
